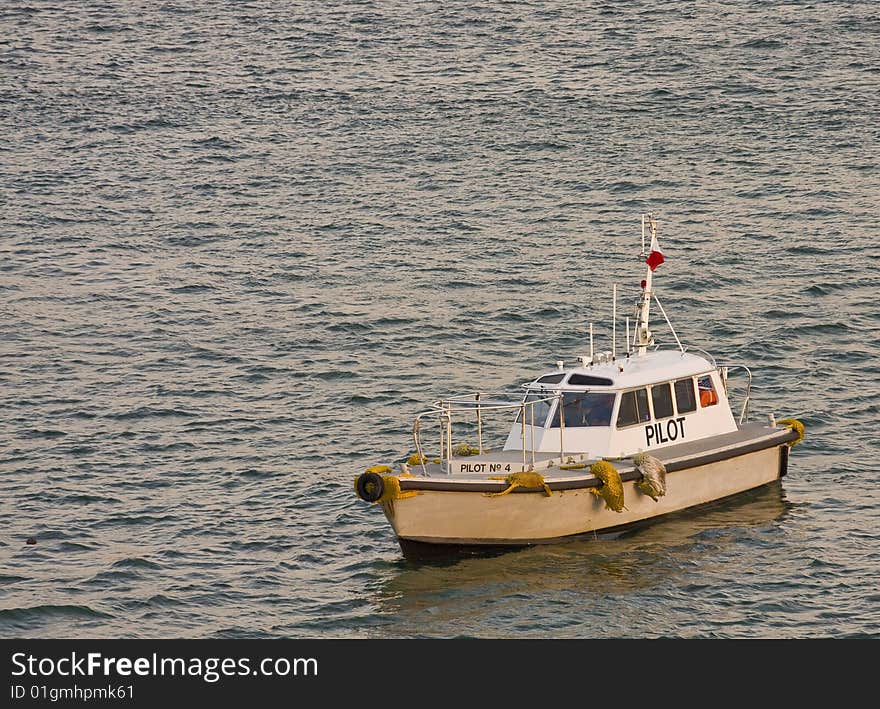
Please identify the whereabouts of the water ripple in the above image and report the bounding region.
[0,0,876,640]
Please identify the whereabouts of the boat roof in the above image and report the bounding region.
[529,349,715,391]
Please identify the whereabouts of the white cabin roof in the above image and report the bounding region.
[530,350,715,391]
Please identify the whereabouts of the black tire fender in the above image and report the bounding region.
[355,472,385,502]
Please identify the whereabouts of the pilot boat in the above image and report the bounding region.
[354,215,804,556]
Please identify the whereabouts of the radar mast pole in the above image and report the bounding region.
[636,214,658,356]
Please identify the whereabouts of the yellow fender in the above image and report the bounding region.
[406,453,441,466]
[453,443,482,456]
[777,418,805,447]
[486,471,552,497]
[377,475,419,503]
[589,460,626,512]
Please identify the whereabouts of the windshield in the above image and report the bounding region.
[550,392,617,428]
[514,391,553,427]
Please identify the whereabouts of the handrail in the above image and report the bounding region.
[717,363,753,424]
[649,342,718,369]
[431,391,558,407]
[685,345,718,369]
[412,392,558,476]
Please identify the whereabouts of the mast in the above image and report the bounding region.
[636,214,658,356]
[612,284,617,359]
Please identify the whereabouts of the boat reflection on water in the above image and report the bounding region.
[369,482,794,635]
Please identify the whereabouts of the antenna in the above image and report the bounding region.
[641,214,646,256]
[612,284,617,359]
[589,323,594,363]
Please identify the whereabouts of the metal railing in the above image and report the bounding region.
[718,364,753,424]
[411,391,560,476]
[647,341,719,370]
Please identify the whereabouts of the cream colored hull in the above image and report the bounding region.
[383,445,784,545]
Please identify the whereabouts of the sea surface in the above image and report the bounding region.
[1,1,878,639]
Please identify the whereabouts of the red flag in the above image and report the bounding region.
[646,244,664,271]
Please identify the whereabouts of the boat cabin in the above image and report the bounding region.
[503,349,737,459]
[412,215,748,476]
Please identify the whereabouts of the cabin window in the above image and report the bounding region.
[515,392,552,427]
[550,392,616,428]
[567,374,614,386]
[616,388,650,428]
[698,375,718,407]
[536,373,565,384]
[651,382,674,419]
[674,377,697,414]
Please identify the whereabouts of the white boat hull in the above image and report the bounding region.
[382,443,787,546]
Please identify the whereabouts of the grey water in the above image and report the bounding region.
[1,1,878,639]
